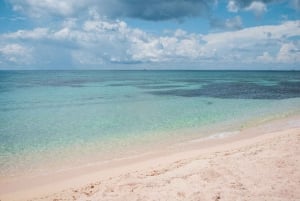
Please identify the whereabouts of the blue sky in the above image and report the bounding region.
[0,0,299,70]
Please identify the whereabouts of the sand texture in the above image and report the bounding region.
[1,115,300,201]
[24,128,300,201]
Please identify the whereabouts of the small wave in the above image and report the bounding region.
[188,131,240,143]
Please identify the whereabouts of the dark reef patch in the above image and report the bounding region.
[148,81,300,99]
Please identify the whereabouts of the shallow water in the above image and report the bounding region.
[0,70,300,177]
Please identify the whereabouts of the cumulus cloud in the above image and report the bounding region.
[0,44,32,65]
[228,0,275,8]
[1,11,299,69]
[129,30,210,62]
[203,21,300,45]
[277,42,300,63]
[226,0,300,15]
[9,0,90,17]
[227,0,239,12]
[3,28,49,40]
[245,1,267,17]
[257,51,274,63]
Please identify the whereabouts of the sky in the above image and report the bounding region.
[0,0,299,70]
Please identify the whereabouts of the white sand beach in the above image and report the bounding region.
[1,115,300,201]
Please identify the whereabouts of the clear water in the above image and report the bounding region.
[1,70,300,177]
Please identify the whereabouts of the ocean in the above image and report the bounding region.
[1,70,300,177]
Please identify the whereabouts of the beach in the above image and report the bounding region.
[1,71,300,200]
[1,114,300,201]
[1,0,300,199]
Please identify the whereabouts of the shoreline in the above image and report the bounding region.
[1,114,300,200]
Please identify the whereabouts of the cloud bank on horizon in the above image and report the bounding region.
[0,0,299,69]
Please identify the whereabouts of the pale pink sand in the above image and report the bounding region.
[1,116,300,201]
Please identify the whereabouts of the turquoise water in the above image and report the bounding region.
[1,70,300,176]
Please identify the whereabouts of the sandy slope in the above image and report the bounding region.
[1,115,300,201]
[26,129,300,201]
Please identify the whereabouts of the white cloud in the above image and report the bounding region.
[257,51,274,63]
[227,0,239,12]
[129,32,208,62]
[10,0,89,17]
[245,1,267,17]
[203,21,300,45]
[2,0,299,69]
[0,13,299,68]
[277,42,300,63]
[0,44,32,64]
[3,28,49,40]
[0,44,25,55]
